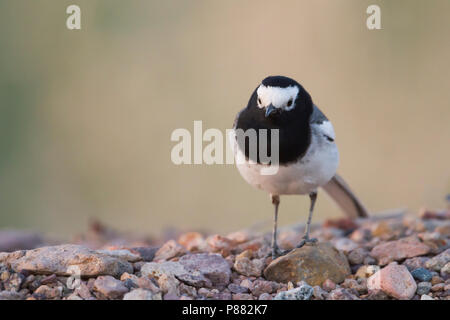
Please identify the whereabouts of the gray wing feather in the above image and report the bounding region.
[310,104,328,125]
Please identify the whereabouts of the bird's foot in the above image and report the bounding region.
[271,246,290,260]
[296,236,318,249]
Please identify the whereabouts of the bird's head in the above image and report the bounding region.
[253,76,312,119]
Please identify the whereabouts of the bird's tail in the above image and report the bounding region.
[321,174,369,218]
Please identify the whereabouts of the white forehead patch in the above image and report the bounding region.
[256,85,299,110]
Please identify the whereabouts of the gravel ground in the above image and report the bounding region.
[0,208,449,300]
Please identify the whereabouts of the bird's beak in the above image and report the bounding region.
[265,104,276,118]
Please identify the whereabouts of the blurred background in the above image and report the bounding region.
[0,0,449,239]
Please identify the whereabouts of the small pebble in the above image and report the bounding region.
[232,293,253,300]
[274,283,313,300]
[431,283,445,292]
[322,279,336,292]
[228,283,248,294]
[258,293,272,300]
[431,276,444,285]
[411,268,433,282]
[416,282,432,295]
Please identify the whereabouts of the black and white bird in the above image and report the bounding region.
[231,76,368,259]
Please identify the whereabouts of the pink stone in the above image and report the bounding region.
[177,232,206,251]
[258,293,272,300]
[232,293,254,300]
[250,280,278,296]
[93,276,129,299]
[367,264,417,300]
[206,235,237,256]
[154,240,186,262]
[370,236,430,265]
[178,253,231,287]
[322,279,336,292]
[225,231,252,244]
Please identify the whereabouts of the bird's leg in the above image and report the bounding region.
[270,194,285,259]
[296,191,318,249]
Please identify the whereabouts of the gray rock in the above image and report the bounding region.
[33,285,63,300]
[2,272,24,292]
[232,293,254,300]
[347,248,368,265]
[142,253,231,289]
[131,247,159,262]
[366,289,389,300]
[178,253,231,287]
[403,257,431,271]
[158,273,180,296]
[0,290,24,300]
[274,283,313,300]
[141,261,186,278]
[416,282,432,295]
[93,275,129,299]
[328,288,360,300]
[228,283,248,294]
[258,293,272,300]
[136,276,160,293]
[141,261,210,288]
[179,283,197,298]
[7,245,133,277]
[425,249,450,271]
[442,262,450,277]
[250,280,278,296]
[123,288,161,300]
[96,249,141,262]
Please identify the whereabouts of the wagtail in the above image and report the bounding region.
[231,76,368,258]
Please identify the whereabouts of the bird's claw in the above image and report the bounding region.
[271,246,290,259]
[296,237,318,249]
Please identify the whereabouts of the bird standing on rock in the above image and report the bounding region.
[231,76,368,259]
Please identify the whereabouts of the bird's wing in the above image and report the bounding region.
[322,173,369,218]
[229,108,244,155]
[312,105,368,218]
[310,104,329,124]
[310,104,336,141]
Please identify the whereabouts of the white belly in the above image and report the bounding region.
[233,124,339,195]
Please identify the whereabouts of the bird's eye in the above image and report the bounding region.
[287,99,293,107]
[258,98,262,105]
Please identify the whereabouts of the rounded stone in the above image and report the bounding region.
[263,242,351,286]
[411,268,432,282]
[367,264,417,300]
